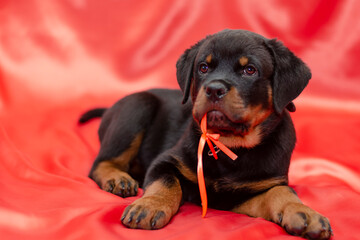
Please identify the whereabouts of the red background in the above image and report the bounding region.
[1,0,360,239]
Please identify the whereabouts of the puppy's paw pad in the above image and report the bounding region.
[121,196,172,230]
[281,203,332,240]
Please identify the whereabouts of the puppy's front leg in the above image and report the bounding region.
[121,176,182,230]
[232,186,332,239]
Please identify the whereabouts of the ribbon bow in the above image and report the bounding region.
[197,113,238,217]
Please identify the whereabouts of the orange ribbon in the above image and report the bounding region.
[197,113,238,217]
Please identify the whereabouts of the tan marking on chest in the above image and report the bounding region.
[217,126,262,148]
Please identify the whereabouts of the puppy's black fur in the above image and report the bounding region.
[80,30,331,239]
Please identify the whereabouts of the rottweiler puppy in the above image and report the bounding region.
[79,29,332,239]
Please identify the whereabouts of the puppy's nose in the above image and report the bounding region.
[205,81,228,101]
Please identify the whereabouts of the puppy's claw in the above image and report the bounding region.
[121,197,174,230]
[136,210,148,224]
[127,210,137,223]
[150,211,165,229]
[151,220,156,229]
[105,179,115,193]
[134,184,139,195]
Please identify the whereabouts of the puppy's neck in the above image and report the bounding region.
[204,112,283,149]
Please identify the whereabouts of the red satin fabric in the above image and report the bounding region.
[1,0,360,239]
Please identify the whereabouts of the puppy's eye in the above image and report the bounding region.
[243,65,257,75]
[199,63,209,73]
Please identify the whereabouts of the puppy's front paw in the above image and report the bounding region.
[277,203,332,240]
[99,171,139,198]
[121,196,174,230]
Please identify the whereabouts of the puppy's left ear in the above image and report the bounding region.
[266,39,311,114]
[176,40,204,104]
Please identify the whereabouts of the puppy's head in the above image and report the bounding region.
[176,29,311,148]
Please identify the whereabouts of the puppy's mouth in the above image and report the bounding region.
[206,110,250,136]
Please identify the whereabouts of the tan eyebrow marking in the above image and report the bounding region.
[239,56,249,66]
[206,54,212,64]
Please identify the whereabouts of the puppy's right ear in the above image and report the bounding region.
[176,40,204,104]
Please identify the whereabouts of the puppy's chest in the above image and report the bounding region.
[197,153,273,188]
[201,150,247,178]
[198,154,254,190]
[179,151,286,210]
[181,174,262,210]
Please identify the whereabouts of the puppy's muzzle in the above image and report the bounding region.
[204,80,230,102]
